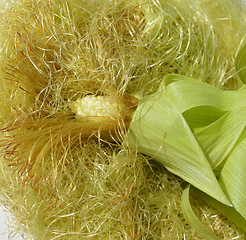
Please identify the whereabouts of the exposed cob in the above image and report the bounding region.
[70,95,119,118]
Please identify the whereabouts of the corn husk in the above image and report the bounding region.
[128,42,246,238]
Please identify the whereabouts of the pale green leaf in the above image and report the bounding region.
[182,105,225,131]
[220,130,246,220]
[195,108,246,171]
[164,75,246,113]
[194,188,246,233]
[181,185,218,240]
[128,84,231,206]
[160,74,246,171]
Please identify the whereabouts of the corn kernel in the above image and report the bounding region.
[70,95,118,119]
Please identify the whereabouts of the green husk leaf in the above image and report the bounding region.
[181,185,218,240]
[219,130,246,220]
[194,188,246,233]
[182,105,225,130]
[195,108,246,171]
[164,74,246,114]
[235,42,246,85]
[161,75,246,172]
[128,76,231,206]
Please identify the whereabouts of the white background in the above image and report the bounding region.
[0,207,24,240]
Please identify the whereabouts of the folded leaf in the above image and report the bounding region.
[195,108,246,171]
[181,185,219,240]
[220,130,246,220]
[182,105,225,130]
[128,78,231,205]
[164,74,246,113]
[194,188,246,233]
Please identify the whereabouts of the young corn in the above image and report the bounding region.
[70,95,119,119]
